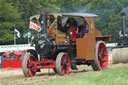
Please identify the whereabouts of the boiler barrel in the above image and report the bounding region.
[112,47,128,64]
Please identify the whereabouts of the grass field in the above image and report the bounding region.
[1,64,128,85]
[41,66,128,85]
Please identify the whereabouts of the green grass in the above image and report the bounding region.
[40,66,128,85]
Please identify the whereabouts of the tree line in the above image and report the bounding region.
[0,0,128,45]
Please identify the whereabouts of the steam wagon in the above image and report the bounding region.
[22,12,111,77]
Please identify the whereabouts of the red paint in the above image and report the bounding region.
[98,42,108,70]
[30,59,56,69]
[26,56,36,76]
[2,60,22,68]
[25,56,56,76]
[60,54,70,75]
[69,26,76,41]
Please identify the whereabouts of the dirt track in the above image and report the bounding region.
[0,63,128,85]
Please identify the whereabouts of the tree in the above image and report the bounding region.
[1,0,128,44]
[87,0,128,42]
[0,0,22,44]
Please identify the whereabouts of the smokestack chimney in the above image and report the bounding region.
[120,7,128,36]
[121,15,126,36]
[40,12,47,38]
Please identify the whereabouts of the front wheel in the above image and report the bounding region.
[22,53,36,77]
[56,52,70,76]
[91,41,108,71]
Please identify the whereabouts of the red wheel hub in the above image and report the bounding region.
[98,43,108,70]
[61,54,70,75]
[27,56,36,76]
[69,26,76,41]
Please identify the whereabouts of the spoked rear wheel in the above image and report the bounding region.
[56,52,70,76]
[91,41,108,71]
[22,53,36,77]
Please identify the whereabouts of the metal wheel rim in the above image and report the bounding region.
[61,54,70,75]
[27,56,36,76]
[98,43,108,70]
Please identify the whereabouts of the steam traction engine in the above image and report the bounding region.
[22,12,111,77]
[112,6,128,64]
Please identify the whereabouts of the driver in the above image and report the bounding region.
[64,18,78,32]
[64,18,79,42]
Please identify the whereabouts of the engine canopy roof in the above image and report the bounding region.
[30,13,98,20]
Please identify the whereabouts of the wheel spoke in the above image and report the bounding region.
[102,59,107,62]
[98,43,108,70]
[62,67,64,73]
[56,52,70,75]
[27,68,32,76]
[63,55,67,62]
[91,41,108,71]
[61,64,64,70]
[27,56,36,76]
[64,68,66,74]
[22,54,36,77]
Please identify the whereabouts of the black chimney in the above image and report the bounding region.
[120,7,128,36]
[40,12,47,38]
[121,14,126,36]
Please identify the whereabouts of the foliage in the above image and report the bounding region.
[0,0,22,44]
[0,0,128,44]
[87,0,128,42]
